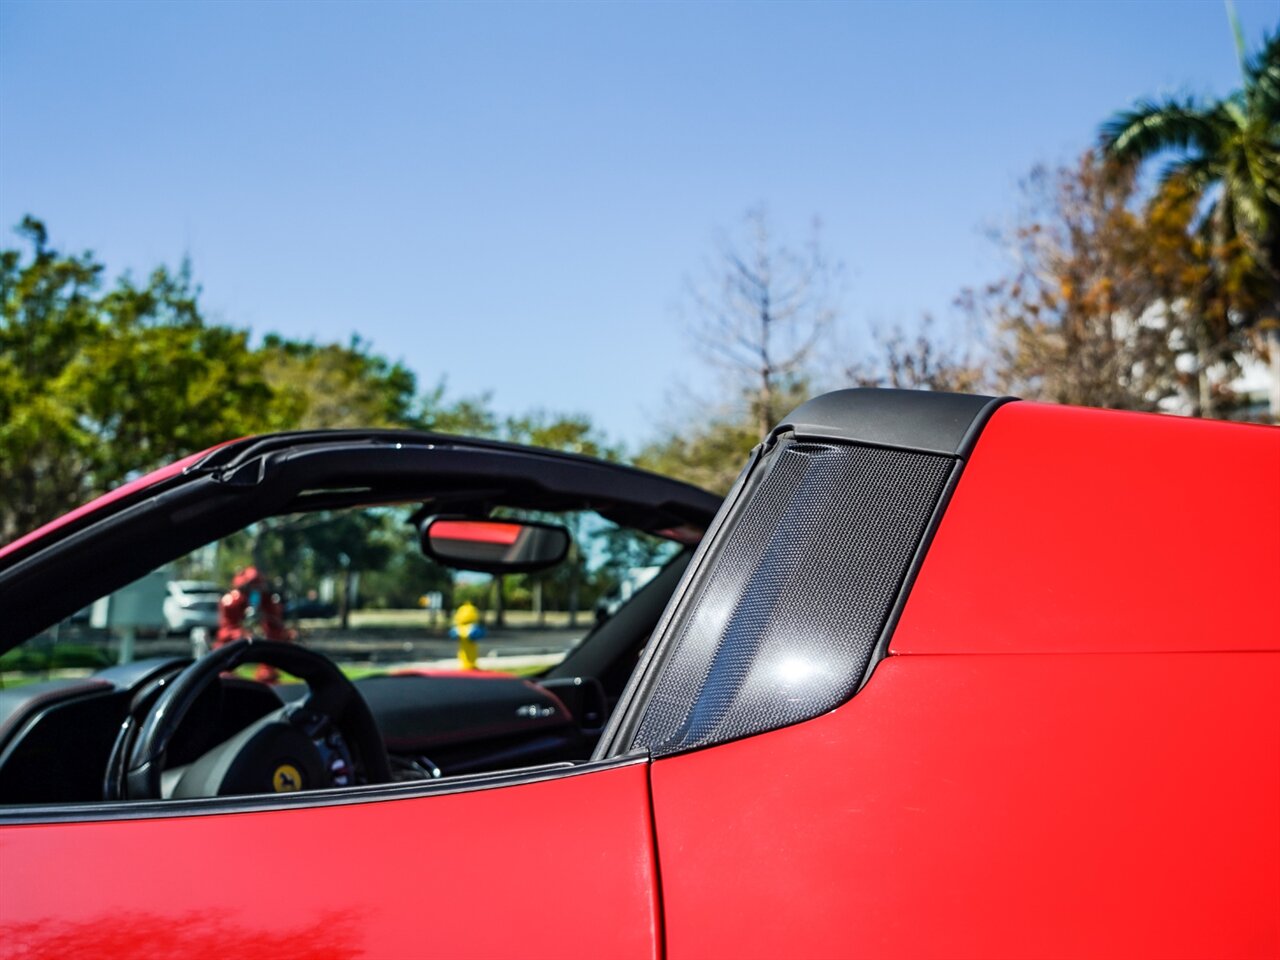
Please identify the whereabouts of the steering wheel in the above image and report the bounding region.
[105,639,391,800]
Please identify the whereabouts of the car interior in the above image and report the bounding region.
[0,433,719,809]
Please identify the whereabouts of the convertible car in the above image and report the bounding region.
[0,389,1276,959]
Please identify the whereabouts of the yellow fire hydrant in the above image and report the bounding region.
[449,601,485,670]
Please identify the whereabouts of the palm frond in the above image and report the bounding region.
[1244,30,1279,87]
[1158,155,1218,193]
[1244,31,1280,122]
[1099,98,1225,164]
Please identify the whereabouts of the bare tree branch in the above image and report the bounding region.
[684,207,843,435]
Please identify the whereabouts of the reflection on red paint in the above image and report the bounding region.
[2,910,363,960]
[0,762,660,960]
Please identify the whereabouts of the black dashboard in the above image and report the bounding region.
[0,657,606,805]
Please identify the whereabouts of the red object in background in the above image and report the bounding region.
[217,568,294,682]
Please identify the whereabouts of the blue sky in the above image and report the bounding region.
[1,0,1274,447]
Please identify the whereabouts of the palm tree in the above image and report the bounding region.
[1100,29,1279,418]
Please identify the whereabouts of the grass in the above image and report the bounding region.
[0,643,111,673]
[0,607,575,690]
[348,608,586,630]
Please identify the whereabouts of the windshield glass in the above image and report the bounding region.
[0,505,680,689]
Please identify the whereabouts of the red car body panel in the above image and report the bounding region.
[652,652,1280,959]
[2,398,1276,957]
[0,762,661,960]
[650,403,1279,958]
[893,401,1280,656]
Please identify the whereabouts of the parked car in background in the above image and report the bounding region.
[161,580,222,636]
[0,389,1275,958]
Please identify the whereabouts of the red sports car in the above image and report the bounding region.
[0,389,1276,958]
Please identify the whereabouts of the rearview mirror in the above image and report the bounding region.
[421,517,570,574]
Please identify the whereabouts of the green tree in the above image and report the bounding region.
[1,219,271,541]
[502,410,617,460]
[494,413,618,626]
[1100,28,1280,417]
[417,381,498,437]
[634,408,761,497]
[260,335,419,430]
[0,218,522,543]
[253,510,401,630]
[0,218,102,541]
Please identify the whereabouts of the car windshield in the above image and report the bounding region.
[0,505,680,689]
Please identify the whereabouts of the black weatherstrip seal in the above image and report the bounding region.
[0,755,646,825]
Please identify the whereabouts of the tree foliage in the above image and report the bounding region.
[645,208,842,496]
[1100,30,1278,283]
[1,218,622,544]
[502,410,617,460]
[685,207,841,437]
[417,381,499,437]
[259,335,419,430]
[631,382,809,497]
[633,412,759,497]
[1100,29,1280,416]
[1,218,270,541]
[846,316,990,394]
[974,154,1211,412]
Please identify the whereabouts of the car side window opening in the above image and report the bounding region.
[0,504,682,807]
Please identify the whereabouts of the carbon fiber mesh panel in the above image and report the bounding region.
[632,440,951,756]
